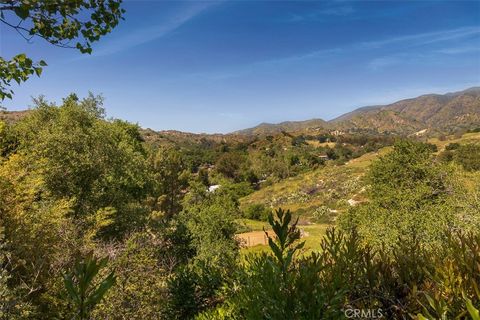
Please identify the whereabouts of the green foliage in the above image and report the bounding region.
[415,232,480,319]
[197,168,210,186]
[63,252,116,320]
[0,227,36,319]
[440,143,480,172]
[454,143,480,171]
[93,232,169,319]
[219,211,347,319]
[212,207,480,319]
[0,119,16,156]
[0,94,156,316]
[0,54,46,100]
[166,262,228,320]
[164,192,240,319]
[245,132,393,182]
[242,204,271,221]
[180,194,239,270]
[0,1,124,101]
[445,142,460,150]
[14,95,151,237]
[0,151,74,317]
[166,265,203,319]
[291,135,306,147]
[218,181,254,201]
[215,152,248,181]
[1,92,479,319]
[266,209,305,280]
[151,147,190,218]
[466,297,480,320]
[368,140,445,200]
[312,205,331,222]
[340,140,456,248]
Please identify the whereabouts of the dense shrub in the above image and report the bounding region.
[439,143,480,172]
[311,205,332,223]
[454,143,480,171]
[242,204,271,221]
[203,209,480,319]
[215,153,247,181]
[339,140,460,249]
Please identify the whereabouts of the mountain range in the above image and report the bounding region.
[2,87,479,137]
[235,87,480,136]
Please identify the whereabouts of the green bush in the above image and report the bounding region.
[63,252,116,320]
[311,205,331,223]
[454,143,480,171]
[339,140,458,249]
[445,142,460,150]
[242,204,271,221]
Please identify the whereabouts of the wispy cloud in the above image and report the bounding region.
[365,26,480,71]
[272,26,480,72]
[436,45,480,55]
[262,26,480,69]
[319,6,355,16]
[92,2,218,57]
[287,5,354,22]
[258,48,342,67]
[368,56,402,71]
[184,47,342,81]
[181,25,480,80]
[360,26,480,49]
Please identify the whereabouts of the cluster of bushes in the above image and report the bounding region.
[440,142,480,171]
[187,130,396,186]
[0,96,241,319]
[340,140,480,248]
[241,204,272,221]
[201,209,480,319]
[247,131,394,182]
[247,143,324,181]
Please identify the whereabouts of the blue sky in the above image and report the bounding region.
[1,0,480,133]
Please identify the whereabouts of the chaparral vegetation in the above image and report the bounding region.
[0,1,479,320]
[1,92,479,319]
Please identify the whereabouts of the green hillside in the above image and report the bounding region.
[242,131,480,215]
[240,149,384,216]
[237,132,480,253]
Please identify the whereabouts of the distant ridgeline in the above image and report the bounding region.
[234,87,480,136]
[2,87,480,140]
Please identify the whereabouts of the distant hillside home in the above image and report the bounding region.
[318,154,329,160]
[208,185,220,192]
